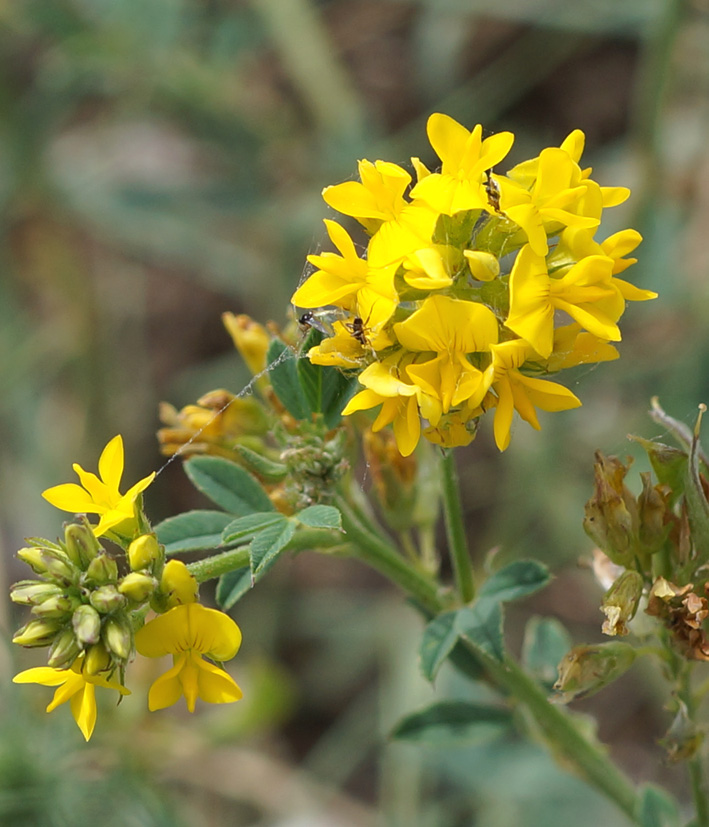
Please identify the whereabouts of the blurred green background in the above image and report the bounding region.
[0,0,705,824]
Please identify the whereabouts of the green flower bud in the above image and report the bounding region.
[601,570,644,636]
[103,616,132,661]
[72,604,102,646]
[10,581,63,606]
[553,642,637,703]
[118,571,157,603]
[89,585,126,614]
[128,534,161,572]
[83,643,111,676]
[12,619,62,647]
[47,627,81,668]
[85,553,118,585]
[30,593,80,619]
[64,522,101,570]
[17,547,76,583]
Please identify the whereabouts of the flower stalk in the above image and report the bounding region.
[440,449,475,603]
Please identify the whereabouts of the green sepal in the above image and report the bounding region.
[631,435,687,505]
[234,444,288,481]
[456,599,505,662]
[478,559,552,603]
[185,455,274,515]
[250,516,296,581]
[635,784,681,827]
[521,616,573,690]
[390,700,511,746]
[222,512,287,544]
[155,510,235,554]
[216,568,252,611]
[267,338,310,420]
[419,611,459,682]
[295,505,343,531]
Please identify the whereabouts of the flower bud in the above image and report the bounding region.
[89,585,126,614]
[128,534,161,572]
[64,522,100,569]
[222,312,270,377]
[10,581,63,606]
[72,604,102,646]
[12,619,62,647]
[17,547,76,583]
[47,627,81,668]
[601,570,644,636]
[160,559,198,608]
[31,593,79,619]
[85,553,118,585]
[118,571,157,603]
[103,616,132,661]
[83,643,111,676]
[553,642,637,703]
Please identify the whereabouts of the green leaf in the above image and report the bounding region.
[155,510,234,554]
[234,444,288,481]
[223,512,288,544]
[391,701,511,745]
[296,505,342,531]
[478,559,551,603]
[250,517,296,580]
[319,367,359,429]
[216,568,252,611]
[420,611,460,682]
[185,456,274,515]
[456,600,505,662]
[267,338,310,420]
[522,616,573,689]
[636,784,680,827]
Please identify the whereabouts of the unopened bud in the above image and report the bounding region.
[17,547,76,583]
[10,581,63,606]
[103,616,132,661]
[118,571,157,603]
[553,642,636,703]
[160,559,198,608]
[128,534,161,572]
[222,312,270,377]
[85,553,118,585]
[89,585,126,614]
[12,619,62,647]
[601,570,644,636]
[47,628,81,668]
[83,643,111,676]
[31,593,79,619]
[64,522,100,569]
[72,604,102,646]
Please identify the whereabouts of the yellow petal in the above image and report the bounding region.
[98,435,124,492]
[41,483,101,514]
[196,657,243,705]
[70,683,97,741]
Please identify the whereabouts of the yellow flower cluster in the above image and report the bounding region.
[13,437,242,740]
[292,114,656,455]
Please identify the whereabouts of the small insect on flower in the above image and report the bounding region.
[346,316,370,346]
[484,170,501,213]
[297,308,339,338]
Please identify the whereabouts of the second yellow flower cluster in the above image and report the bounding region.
[292,114,656,455]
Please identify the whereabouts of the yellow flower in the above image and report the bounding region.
[342,358,438,457]
[135,603,243,712]
[410,114,514,215]
[393,295,498,414]
[322,161,438,267]
[42,435,155,538]
[484,339,581,451]
[13,658,130,741]
[544,323,620,373]
[291,219,398,334]
[506,244,624,358]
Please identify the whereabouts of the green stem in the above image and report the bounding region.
[481,653,641,822]
[440,449,475,603]
[186,529,351,584]
[677,663,709,826]
[335,495,443,615]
